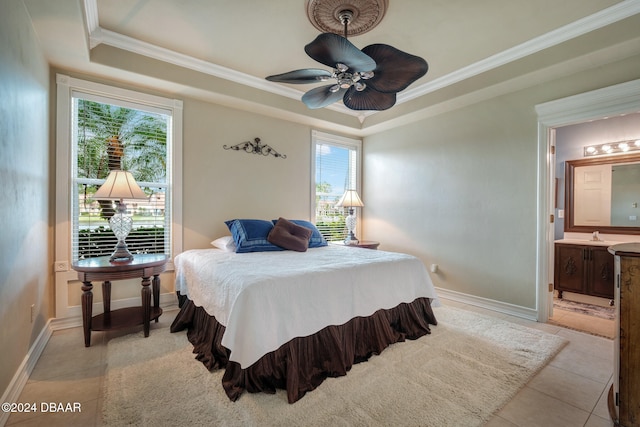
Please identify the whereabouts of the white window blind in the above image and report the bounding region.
[312,131,361,242]
[71,95,171,261]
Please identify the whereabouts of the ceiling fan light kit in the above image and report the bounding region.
[266,0,428,111]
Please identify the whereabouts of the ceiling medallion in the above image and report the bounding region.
[306,0,389,37]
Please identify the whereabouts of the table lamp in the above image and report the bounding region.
[93,170,148,262]
[335,189,364,245]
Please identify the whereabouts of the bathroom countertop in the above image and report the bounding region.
[554,238,622,247]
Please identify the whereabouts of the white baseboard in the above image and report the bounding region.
[435,287,539,321]
[0,320,53,427]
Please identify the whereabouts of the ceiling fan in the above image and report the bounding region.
[266,8,428,111]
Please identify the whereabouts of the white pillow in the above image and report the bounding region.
[210,235,236,252]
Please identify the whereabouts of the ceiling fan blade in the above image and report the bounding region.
[361,44,428,93]
[301,85,346,109]
[266,69,332,84]
[343,86,397,111]
[305,33,376,72]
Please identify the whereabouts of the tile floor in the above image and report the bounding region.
[4,300,616,427]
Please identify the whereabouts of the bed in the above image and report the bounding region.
[170,219,439,403]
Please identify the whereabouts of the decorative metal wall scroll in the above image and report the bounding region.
[223,138,287,159]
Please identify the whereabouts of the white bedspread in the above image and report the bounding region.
[174,245,439,368]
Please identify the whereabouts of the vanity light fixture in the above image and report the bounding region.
[583,139,640,157]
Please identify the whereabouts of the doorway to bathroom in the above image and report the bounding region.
[536,79,640,333]
[550,114,640,337]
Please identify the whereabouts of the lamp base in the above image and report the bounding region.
[344,209,359,245]
[109,240,134,262]
[108,202,134,262]
[344,231,359,245]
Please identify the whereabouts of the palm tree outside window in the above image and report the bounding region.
[72,97,171,261]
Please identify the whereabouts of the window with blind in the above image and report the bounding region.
[71,94,172,261]
[311,131,362,242]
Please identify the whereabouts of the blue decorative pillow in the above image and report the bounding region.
[225,219,284,253]
[271,219,328,248]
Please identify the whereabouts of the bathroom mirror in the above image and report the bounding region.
[565,153,640,235]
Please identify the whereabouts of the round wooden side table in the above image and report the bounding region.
[72,253,168,347]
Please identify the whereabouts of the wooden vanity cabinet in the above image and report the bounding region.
[554,242,614,299]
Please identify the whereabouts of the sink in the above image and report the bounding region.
[555,238,615,246]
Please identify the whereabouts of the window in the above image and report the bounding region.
[311,131,362,242]
[72,96,171,260]
[56,75,182,263]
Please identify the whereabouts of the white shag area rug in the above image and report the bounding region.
[103,306,567,426]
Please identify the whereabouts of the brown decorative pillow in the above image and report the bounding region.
[268,217,312,252]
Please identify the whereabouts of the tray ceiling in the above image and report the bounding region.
[23,0,640,133]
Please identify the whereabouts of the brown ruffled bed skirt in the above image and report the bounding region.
[170,296,437,403]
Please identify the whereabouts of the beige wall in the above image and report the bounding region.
[182,98,321,249]
[363,95,538,308]
[0,1,51,396]
[363,54,640,309]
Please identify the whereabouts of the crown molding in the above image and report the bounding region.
[84,1,356,116]
[399,0,640,104]
[83,0,640,116]
[83,0,99,34]
[535,78,640,126]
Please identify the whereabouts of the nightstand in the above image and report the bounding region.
[72,253,168,347]
[344,240,380,250]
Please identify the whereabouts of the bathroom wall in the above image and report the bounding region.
[555,113,640,239]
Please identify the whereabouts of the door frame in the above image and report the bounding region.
[535,79,640,322]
